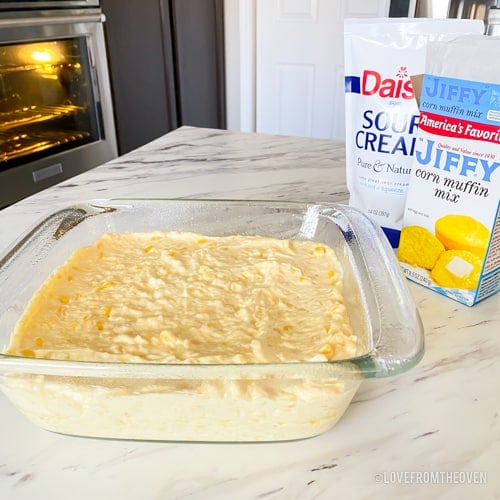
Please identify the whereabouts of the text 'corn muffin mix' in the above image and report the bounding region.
[398,36,500,306]
[5,231,356,363]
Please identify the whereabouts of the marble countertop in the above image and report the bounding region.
[0,126,498,500]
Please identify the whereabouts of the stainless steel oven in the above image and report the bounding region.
[0,0,117,208]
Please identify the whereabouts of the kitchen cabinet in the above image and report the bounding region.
[101,0,225,155]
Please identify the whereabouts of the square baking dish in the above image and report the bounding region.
[0,199,424,442]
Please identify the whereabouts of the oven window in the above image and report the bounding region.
[0,37,101,169]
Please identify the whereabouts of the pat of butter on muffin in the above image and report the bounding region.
[444,255,475,279]
[431,250,482,290]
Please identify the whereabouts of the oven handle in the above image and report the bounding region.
[0,13,105,28]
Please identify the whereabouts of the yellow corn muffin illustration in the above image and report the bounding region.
[430,249,482,290]
[398,225,445,270]
[435,214,490,260]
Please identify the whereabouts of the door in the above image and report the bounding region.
[254,0,390,140]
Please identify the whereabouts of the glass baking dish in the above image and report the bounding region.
[0,199,424,442]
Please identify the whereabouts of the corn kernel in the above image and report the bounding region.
[282,325,292,331]
[143,245,154,253]
[320,344,333,356]
[58,296,70,304]
[98,251,104,259]
[34,337,44,347]
[97,281,112,291]
[168,250,177,257]
[160,330,176,342]
[95,321,104,331]
[104,306,112,318]
[328,270,335,278]
[230,282,243,292]
[314,246,326,255]
[67,275,73,282]
[197,239,207,245]
[21,349,35,358]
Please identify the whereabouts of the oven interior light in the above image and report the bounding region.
[31,51,52,63]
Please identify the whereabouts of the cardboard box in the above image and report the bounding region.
[399,37,500,306]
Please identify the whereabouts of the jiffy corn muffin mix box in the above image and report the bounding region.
[398,36,500,306]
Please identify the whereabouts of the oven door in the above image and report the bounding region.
[0,11,117,208]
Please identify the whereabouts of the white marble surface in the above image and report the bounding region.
[0,126,499,500]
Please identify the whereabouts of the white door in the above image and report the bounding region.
[228,0,391,140]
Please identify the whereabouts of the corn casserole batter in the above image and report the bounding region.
[6,231,356,364]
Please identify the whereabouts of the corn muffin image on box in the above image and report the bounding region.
[398,36,500,306]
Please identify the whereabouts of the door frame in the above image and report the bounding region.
[224,0,256,132]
